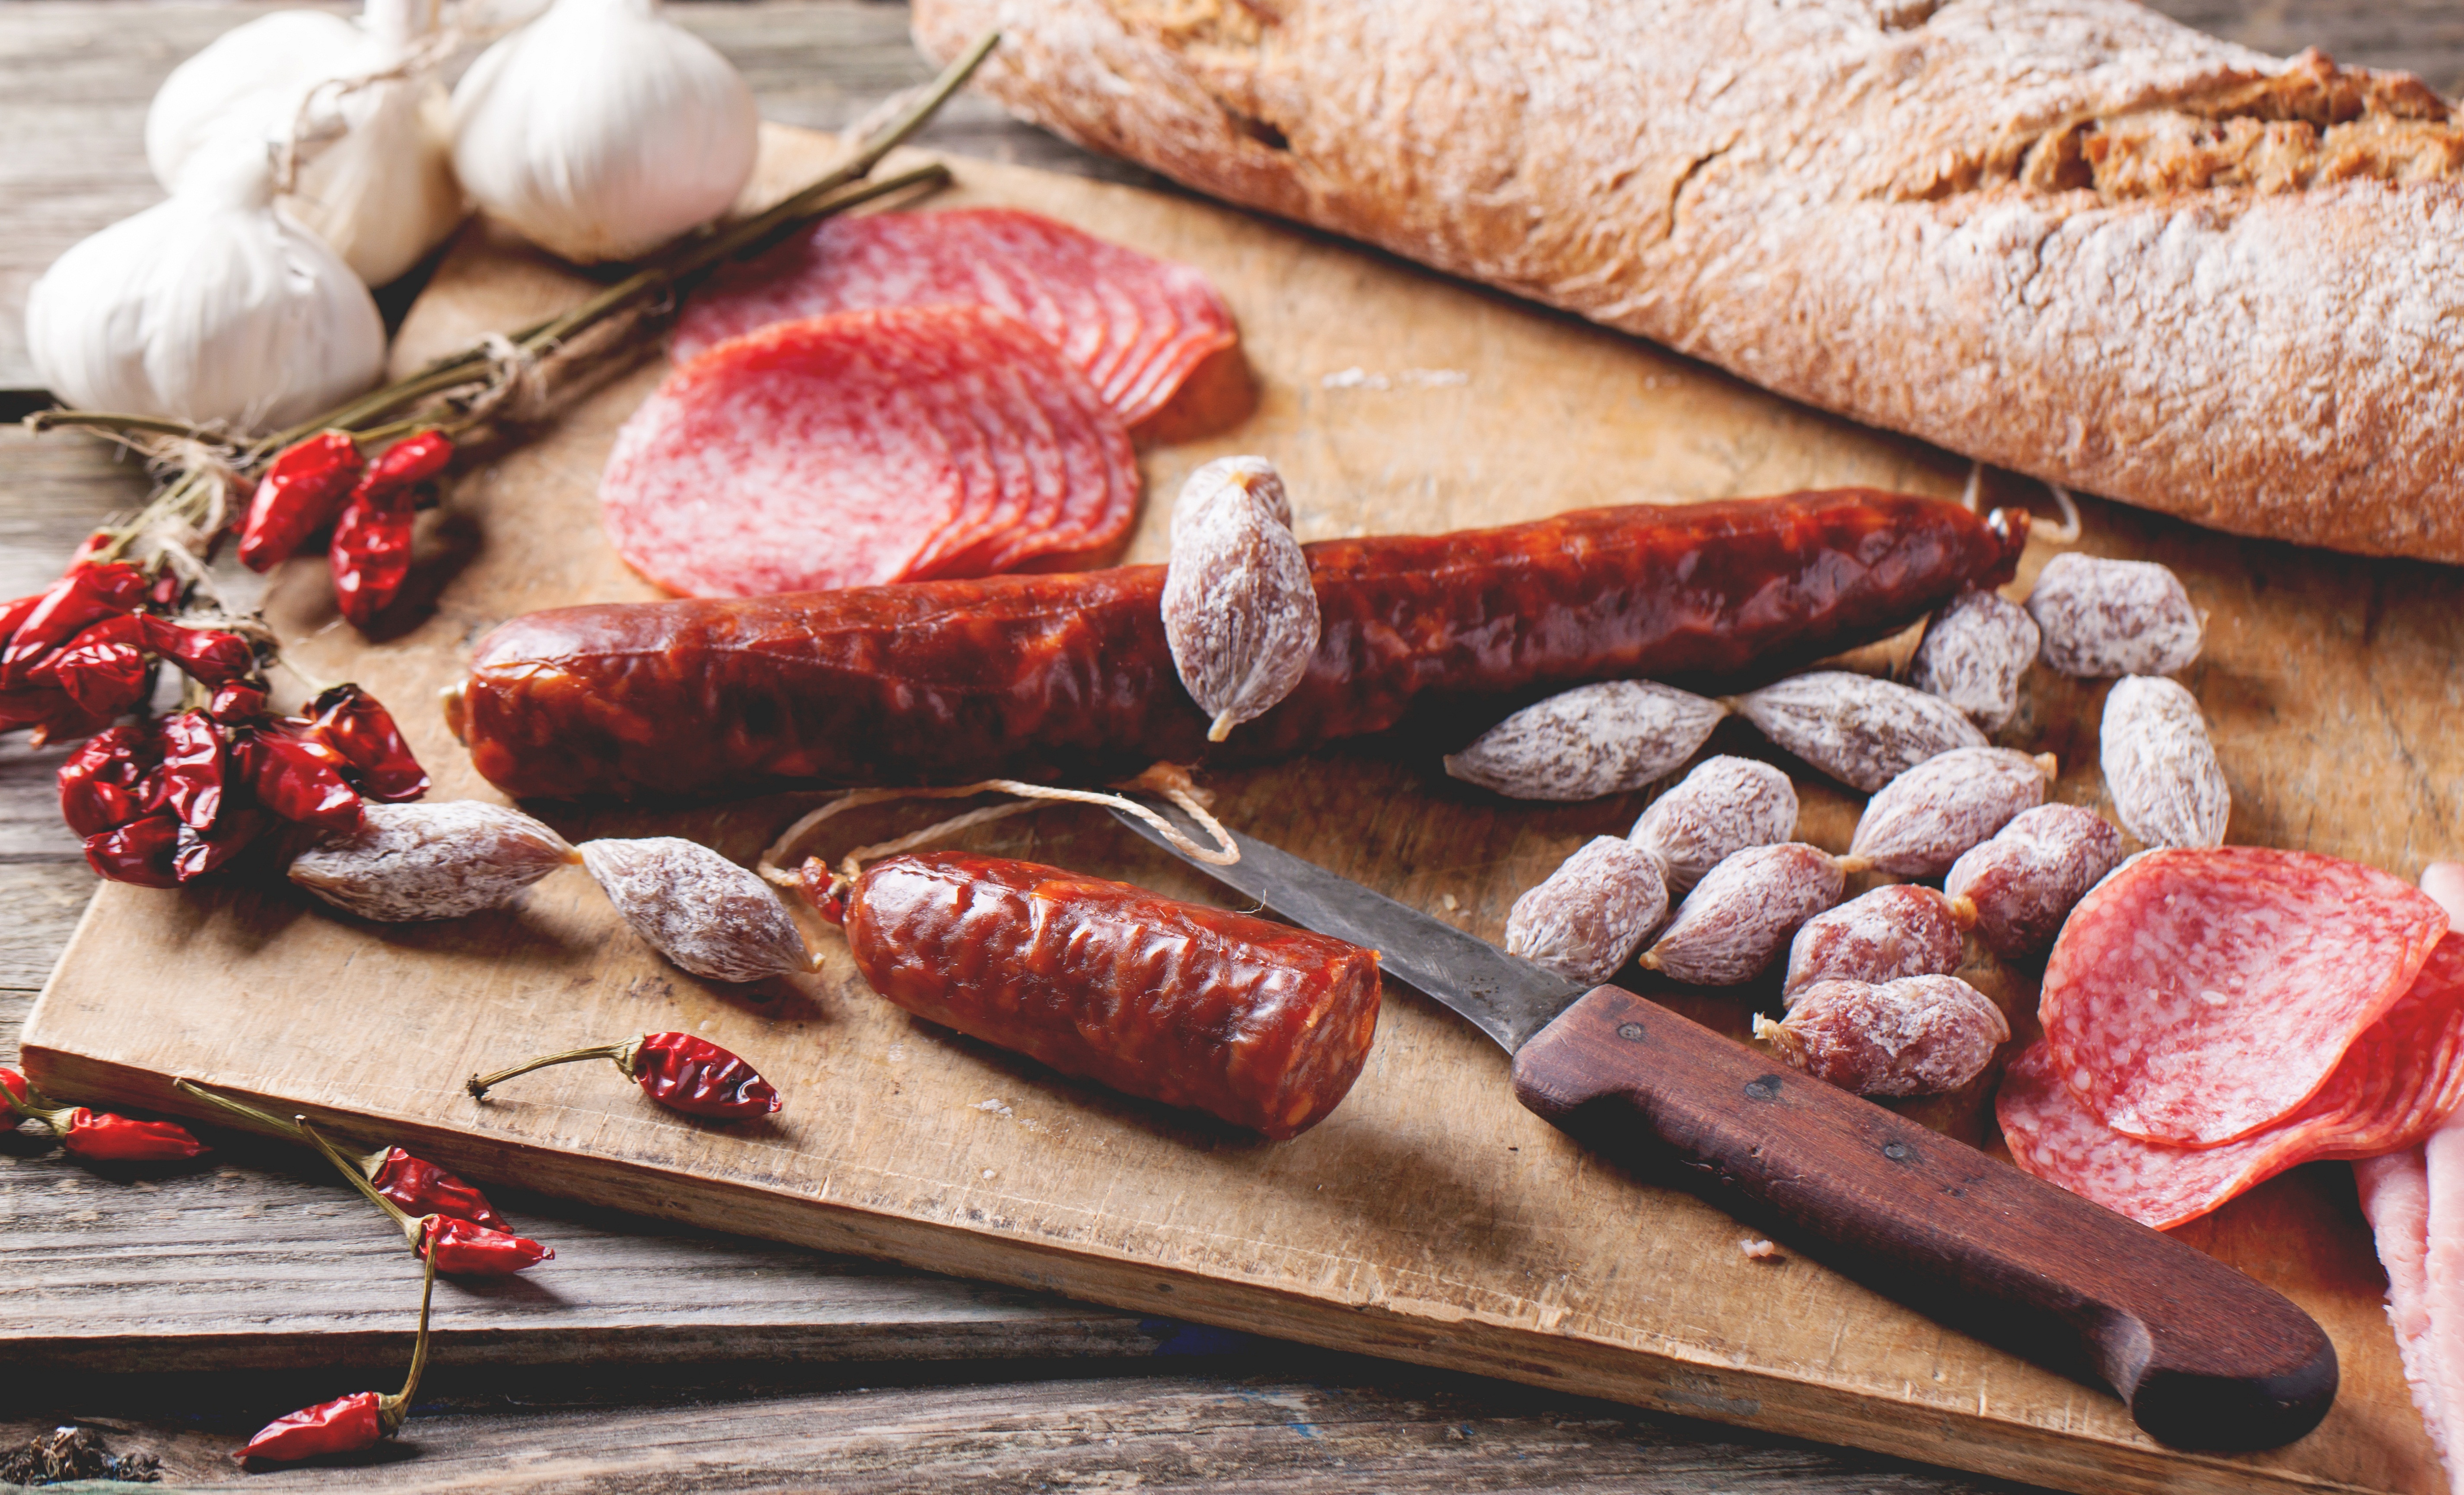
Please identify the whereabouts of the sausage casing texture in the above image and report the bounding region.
[457,492,2025,799]
[844,852,1382,1139]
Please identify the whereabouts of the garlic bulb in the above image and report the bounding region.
[25,148,387,432]
[145,0,463,288]
[449,0,759,264]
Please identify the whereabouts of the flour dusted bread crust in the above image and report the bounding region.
[913,0,2464,562]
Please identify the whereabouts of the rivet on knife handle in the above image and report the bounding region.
[1511,986,2338,1451]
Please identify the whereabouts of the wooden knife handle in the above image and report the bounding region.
[1510,986,2337,1450]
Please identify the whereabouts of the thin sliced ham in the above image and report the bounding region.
[2039,847,2449,1147]
[674,207,1239,429]
[600,305,1139,598]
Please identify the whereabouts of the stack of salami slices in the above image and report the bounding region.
[1998,848,2464,1229]
[600,207,1238,599]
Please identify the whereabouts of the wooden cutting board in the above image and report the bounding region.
[23,124,2464,1495]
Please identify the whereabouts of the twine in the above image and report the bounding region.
[756,762,1241,898]
[1959,461,2083,545]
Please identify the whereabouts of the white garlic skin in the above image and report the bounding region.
[25,150,386,432]
[450,0,759,264]
[145,3,464,287]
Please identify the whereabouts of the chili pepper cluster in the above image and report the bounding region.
[240,429,455,627]
[60,682,430,888]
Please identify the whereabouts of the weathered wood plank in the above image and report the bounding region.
[0,1370,2033,1493]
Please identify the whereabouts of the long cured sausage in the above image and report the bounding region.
[452,490,2025,799]
[838,851,1383,1138]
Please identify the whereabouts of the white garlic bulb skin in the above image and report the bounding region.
[144,0,464,287]
[450,0,759,264]
[25,149,387,433]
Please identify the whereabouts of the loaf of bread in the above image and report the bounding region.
[912,0,2464,562]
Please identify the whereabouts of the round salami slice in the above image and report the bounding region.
[673,207,1238,429]
[2038,846,2449,1147]
[601,305,1140,598]
[2001,935,2464,1229]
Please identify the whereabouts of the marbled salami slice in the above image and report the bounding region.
[2039,847,2449,1147]
[2003,933,2464,1229]
[674,207,1239,429]
[601,306,1139,598]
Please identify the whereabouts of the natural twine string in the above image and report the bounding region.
[275,0,499,195]
[1959,461,2083,545]
[756,762,1241,897]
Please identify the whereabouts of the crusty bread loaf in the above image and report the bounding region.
[912,0,2464,562]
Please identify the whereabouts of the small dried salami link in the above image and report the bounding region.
[1162,457,1321,742]
[1755,974,2008,1097]
[1639,842,1845,986]
[2100,675,2229,850]
[2026,553,2203,678]
[1908,588,2039,731]
[581,838,815,983]
[1846,746,2053,879]
[289,802,580,922]
[845,851,1382,1138]
[1504,836,1671,986]
[1783,884,1971,1005]
[1447,681,1726,802]
[1627,755,1798,892]
[1728,671,1987,793]
[1943,803,2123,958]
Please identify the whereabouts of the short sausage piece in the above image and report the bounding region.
[843,852,1382,1139]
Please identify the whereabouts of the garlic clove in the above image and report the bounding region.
[450,0,759,265]
[26,147,387,432]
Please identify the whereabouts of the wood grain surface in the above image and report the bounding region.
[20,120,2464,1495]
[5,4,2462,1492]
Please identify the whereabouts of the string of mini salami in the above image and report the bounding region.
[756,762,1240,904]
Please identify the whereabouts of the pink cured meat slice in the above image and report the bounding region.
[601,306,1137,598]
[2001,932,2464,1229]
[673,207,1238,427]
[2039,846,2449,1146]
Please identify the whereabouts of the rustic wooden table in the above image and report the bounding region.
[4,3,2459,1489]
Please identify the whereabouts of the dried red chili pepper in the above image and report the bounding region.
[59,723,163,837]
[239,432,366,573]
[242,726,363,832]
[207,681,268,723]
[136,615,256,687]
[301,1117,551,1274]
[3,1081,207,1160]
[175,1080,512,1231]
[2,1066,34,1108]
[235,1250,434,1464]
[0,563,146,687]
[174,805,267,883]
[466,1032,783,1119]
[146,710,227,830]
[363,430,455,492]
[307,684,429,801]
[83,814,182,888]
[329,486,416,628]
[28,615,151,718]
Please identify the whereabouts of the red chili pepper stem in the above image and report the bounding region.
[381,1247,438,1434]
[175,1079,396,1181]
[465,1037,644,1101]
[299,1113,427,1245]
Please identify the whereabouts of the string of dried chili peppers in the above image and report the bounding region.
[329,430,454,627]
[175,1080,510,1231]
[234,1249,435,1464]
[299,1116,552,1274]
[3,1067,206,1161]
[465,1032,783,1119]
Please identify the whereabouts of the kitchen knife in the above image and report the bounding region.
[1109,803,2337,1451]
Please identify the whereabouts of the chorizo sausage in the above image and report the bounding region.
[453,490,2025,799]
[840,851,1382,1139]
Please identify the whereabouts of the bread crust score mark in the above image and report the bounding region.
[914,0,2464,562]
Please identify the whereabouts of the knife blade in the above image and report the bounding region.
[1108,801,2338,1452]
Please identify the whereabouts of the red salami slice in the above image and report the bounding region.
[2039,847,2449,1147]
[674,207,1238,428]
[601,305,1139,598]
[2003,932,2464,1229]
